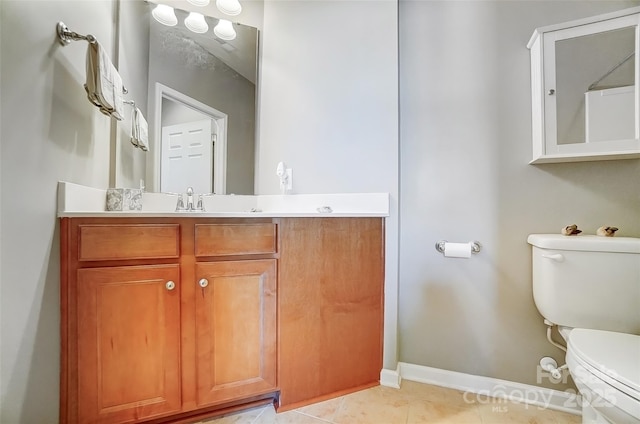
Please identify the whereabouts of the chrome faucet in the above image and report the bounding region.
[175,187,205,212]
[186,187,194,211]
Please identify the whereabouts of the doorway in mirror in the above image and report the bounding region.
[152,83,228,194]
[161,114,215,195]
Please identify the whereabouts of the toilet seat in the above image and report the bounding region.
[567,328,640,422]
[567,328,640,400]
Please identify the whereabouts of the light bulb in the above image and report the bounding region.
[216,0,242,16]
[184,12,209,34]
[151,4,178,27]
[214,19,236,41]
[187,0,211,6]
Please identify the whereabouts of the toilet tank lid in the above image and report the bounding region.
[527,234,640,253]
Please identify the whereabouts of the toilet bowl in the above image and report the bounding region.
[566,329,640,424]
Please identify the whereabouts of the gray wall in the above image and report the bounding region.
[0,1,118,422]
[399,0,640,391]
[162,97,213,126]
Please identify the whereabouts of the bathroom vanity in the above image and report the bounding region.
[58,184,387,424]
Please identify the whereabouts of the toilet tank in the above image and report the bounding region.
[528,234,640,334]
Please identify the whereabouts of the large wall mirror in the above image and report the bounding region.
[120,0,262,194]
[528,7,640,163]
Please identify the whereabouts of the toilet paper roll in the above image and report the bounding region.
[444,242,472,258]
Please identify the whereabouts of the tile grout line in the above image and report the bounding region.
[293,396,346,424]
[293,410,336,423]
[327,396,346,424]
[249,405,268,424]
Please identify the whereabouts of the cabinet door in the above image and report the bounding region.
[77,265,181,423]
[194,260,277,407]
[278,218,384,408]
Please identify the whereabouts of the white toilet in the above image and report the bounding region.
[528,234,640,424]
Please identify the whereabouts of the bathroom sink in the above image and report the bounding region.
[141,192,181,212]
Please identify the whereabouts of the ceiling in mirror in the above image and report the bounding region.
[148,0,258,83]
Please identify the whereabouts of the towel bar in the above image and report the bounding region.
[56,21,128,94]
[56,22,96,45]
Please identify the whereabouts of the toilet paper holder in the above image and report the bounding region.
[435,240,482,255]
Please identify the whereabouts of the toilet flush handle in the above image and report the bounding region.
[542,253,564,262]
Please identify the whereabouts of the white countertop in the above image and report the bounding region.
[57,182,390,218]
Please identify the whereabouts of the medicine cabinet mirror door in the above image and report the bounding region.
[532,12,640,163]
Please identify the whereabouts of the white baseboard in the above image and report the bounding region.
[379,365,402,389]
[382,362,581,415]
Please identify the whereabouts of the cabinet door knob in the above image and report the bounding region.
[198,278,209,288]
[548,89,555,95]
[166,280,176,291]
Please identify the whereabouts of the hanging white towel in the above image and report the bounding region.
[130,107,149,152]
[111,69,124,121]
[84,42,101,107]
[84,41,124,121]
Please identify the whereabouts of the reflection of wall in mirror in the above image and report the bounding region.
[148,19,256,195]
[555,27,635,145]
[116,0,151,188]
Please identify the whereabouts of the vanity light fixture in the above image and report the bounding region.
[216,0,242,16]
[151,4,178,26]
[186,0,211,6]
[214,19,236,41]
[184,12,209,34]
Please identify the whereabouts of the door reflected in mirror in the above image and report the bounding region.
[160,91,224,195]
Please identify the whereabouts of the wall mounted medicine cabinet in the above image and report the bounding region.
[528,7,640,163]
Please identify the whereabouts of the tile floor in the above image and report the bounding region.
[201,381,582,424]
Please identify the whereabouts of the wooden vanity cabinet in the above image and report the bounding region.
[60,218,279,424]
[60,216,385,422]
[276,218,385,410]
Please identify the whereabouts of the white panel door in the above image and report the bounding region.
[161,119,213,194]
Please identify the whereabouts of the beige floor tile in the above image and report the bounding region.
[295,395,344,422]
[552,411,582,424]
[407,398,482,424]
[332,386,409,424]
[199,382,582,424]
[477,401,573,424]
[201,405,269,424]
[401,380,478,409]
